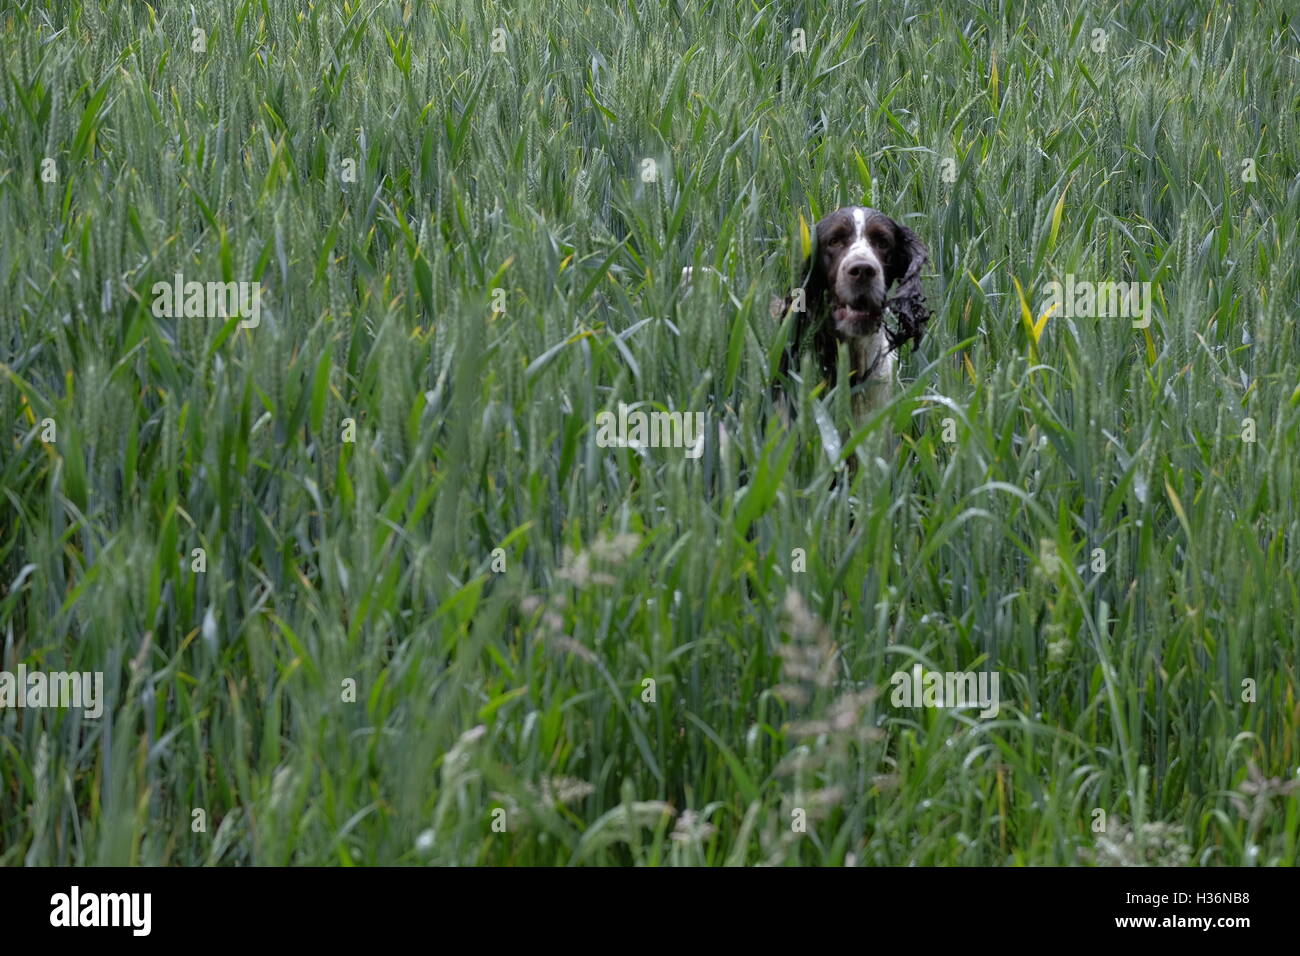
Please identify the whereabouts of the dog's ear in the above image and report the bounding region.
[773,251,824,402]
[885,221,930,351]
[771,250,825,320]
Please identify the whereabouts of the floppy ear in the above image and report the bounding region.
[773,249,844,407]
[885,223,931,352]
[774,252,826,374]
[771,251,825,319]
[773,254,810,391]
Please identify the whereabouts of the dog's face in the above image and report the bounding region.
[809,206,924,339]
[774,206,929,402]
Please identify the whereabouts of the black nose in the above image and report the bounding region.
[846,262,876,280]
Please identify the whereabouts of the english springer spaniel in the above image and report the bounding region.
[774,206,930,416]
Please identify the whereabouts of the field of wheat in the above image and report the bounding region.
[1,0,1298,866]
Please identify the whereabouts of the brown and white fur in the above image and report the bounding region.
[774,206,930,418]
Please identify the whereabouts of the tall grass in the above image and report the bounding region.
[1,0,1298,865]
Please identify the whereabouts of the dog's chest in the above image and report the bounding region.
[850,329,895,383]
[849,329,895,416]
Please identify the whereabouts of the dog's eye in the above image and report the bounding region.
[826,237,845,248]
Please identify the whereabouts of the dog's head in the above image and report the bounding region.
[782,206,930,348]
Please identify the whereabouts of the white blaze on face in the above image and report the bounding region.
[833,207,886,307]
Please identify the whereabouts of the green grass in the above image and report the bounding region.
[2,0,1298,865]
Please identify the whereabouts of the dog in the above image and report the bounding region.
[773,206,930,418]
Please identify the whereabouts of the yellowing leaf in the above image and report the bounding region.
[1048,176,1074,251]
[1164,477,1191,538]
[989,52,999,111]
[1012,276,1037,356]
[1033,301,1058,343]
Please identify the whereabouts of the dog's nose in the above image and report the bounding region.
[845,262,877,280]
